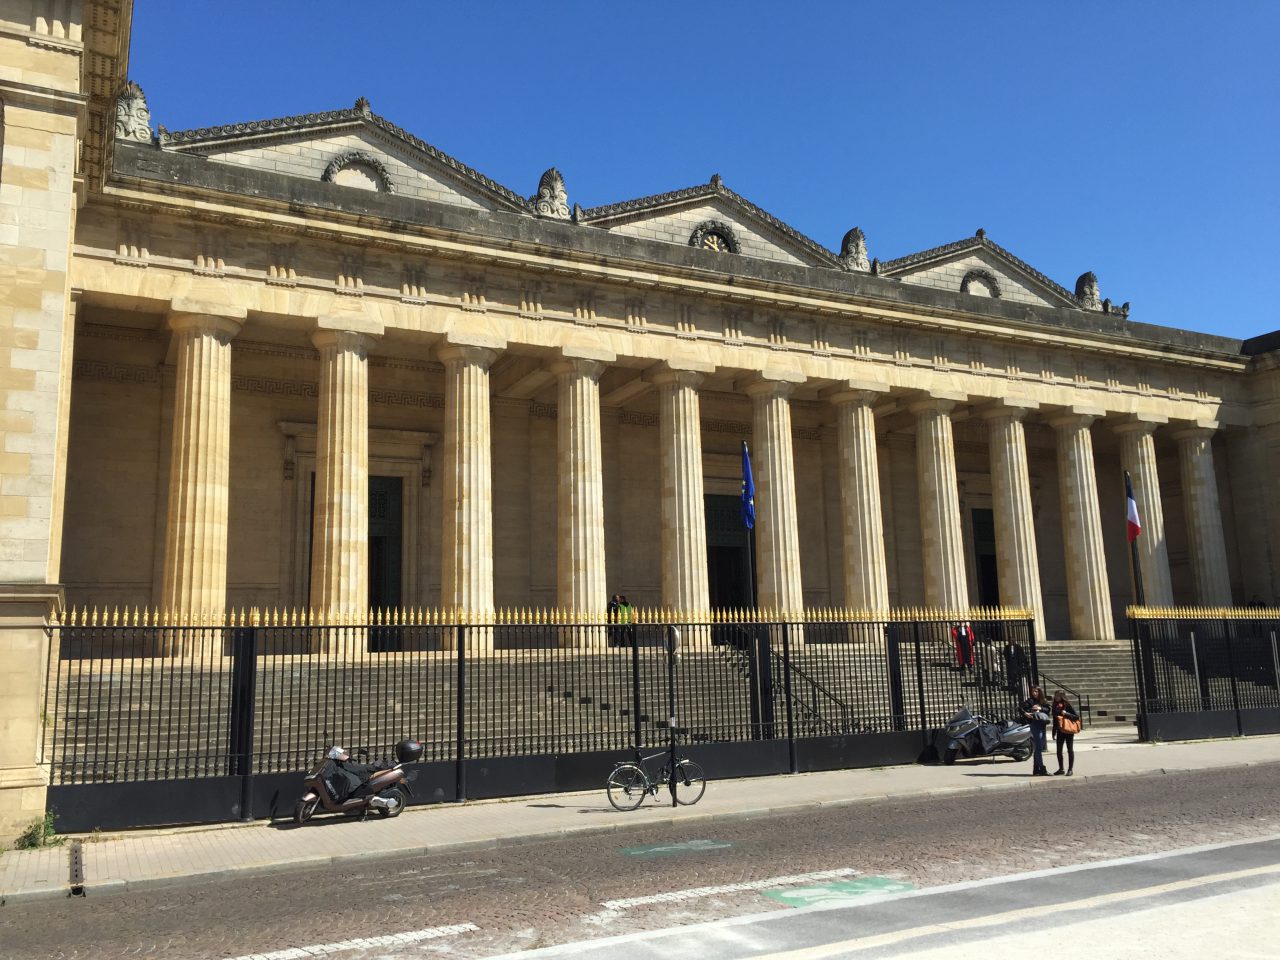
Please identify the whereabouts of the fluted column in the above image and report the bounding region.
[551,357,607,619]
[983,403,1045,639]
[1176,425,1233,605]
[910,396,969,611]
[744,379,804,615]
[161,311,243,618]
[653,367,710,616]
[439,343,499,619]
[1051,411,1113,641]
[1115,418,1174,606]
[831,389,890,612]
[309,329,373,619]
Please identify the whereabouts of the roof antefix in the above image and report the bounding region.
[158,98,530,212]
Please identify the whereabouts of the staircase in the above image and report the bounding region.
[1036,642,1137,725]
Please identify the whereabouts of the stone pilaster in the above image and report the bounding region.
[1115,418,1174,606]
[1051,411,1114,641]
[983,403,1046,640]
[744,379,804,615]
[160,309,244,617]
[439,343,499,619]
[910,396,969,611]
[551,356,608,619]
[1175,425,1234,605]
[831,389,890,612]
[652,367,711,616]
[309,330,373,619]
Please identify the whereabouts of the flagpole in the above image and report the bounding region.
[1126,470,1146,607]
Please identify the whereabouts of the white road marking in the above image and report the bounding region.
[221,921,478,960]
[744,863,1280,960]
[600,868,860,910]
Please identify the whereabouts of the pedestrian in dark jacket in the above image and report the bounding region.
[1052,690,1080,776]
[1020,686,1051,776]
[952,621,974,673]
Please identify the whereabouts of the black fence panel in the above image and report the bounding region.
[1129,612,1280,741]
[42,612,1035,830]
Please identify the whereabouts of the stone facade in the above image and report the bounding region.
[3,1,1280,838]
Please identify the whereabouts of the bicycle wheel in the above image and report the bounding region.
[606,764,648,811]
[672,760,706,805]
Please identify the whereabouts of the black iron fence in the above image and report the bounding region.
[1128,606,1280,741]
[43,607,1035,830]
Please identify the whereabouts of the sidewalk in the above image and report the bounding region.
[3,731,1277,904]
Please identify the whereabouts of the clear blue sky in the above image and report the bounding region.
[130,3,1278,342]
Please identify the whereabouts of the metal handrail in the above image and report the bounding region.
[1038,672,1093,727]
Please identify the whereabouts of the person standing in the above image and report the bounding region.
[618,595,637,646]
[607,594,622,646]
[952,621,974,674]
[1020,686,1051,776]
[1052,690,1081,776]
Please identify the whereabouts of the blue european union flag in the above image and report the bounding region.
[741,440,755,530]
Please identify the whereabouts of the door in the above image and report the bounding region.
[971,507,1000,607]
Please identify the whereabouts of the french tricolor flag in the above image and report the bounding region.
[1125,473,1142,543]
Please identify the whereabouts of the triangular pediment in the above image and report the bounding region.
[579,178,838,269]
[159,101,527,213]
[880,233,1079,309]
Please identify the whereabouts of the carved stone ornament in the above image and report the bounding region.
[689,220,740,254]
[321,151,394,193]
[116,80,153,144]
[1103,298,1131,318]
[960,268,1001,298]
[1075,271,1102,311]
[532,168,570,219]
[839,227,870,272]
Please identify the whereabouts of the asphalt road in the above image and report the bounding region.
[3,764,1278,960]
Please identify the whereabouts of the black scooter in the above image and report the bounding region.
[934,708,1032,765]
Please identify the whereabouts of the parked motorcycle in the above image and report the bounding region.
[293,739,423,823]
[934,708,1032,765]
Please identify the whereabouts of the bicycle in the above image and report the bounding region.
[606,744,706,811]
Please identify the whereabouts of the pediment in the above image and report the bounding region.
[579,178,838,269]
[880,234,1079,309]
[160,102,527,213]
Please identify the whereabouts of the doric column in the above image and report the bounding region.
[1050,410,1113,641]
[744,378,804,615]
[439,342,499,619]
[983,402,1045,640]
[551,356,608,618]
[161,309,244,617]
[830,387,890,612]
[309,329,373,618]
[652,366,710,616]
[909,395,969,611]
[1115,417,1174,606]
[1175,425,1233,605]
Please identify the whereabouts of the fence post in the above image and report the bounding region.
[885,623,905,733]
[666,624,679,807]
[455,622,466,802]
[228,624,257,822]
[780,621,797,774]
[1271,631,1280,697]
[912,620,929,749]
[630,623,642,749]
[1189,630,1204,711]
[1223,617,1242,735]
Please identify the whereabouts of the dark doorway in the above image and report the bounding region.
[705,494,756,609]
[971,507,1000,606]
[369,475,404,611]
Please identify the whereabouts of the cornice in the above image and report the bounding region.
[881,234,1078,307]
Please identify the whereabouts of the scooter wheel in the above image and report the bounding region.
[377,786,408,819]
[294,797,318,824]
[943,748,958,766]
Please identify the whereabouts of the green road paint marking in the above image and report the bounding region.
[620,839,733,857]
[761,876,915,907]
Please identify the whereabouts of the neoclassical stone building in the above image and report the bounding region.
[4,0,1280,832]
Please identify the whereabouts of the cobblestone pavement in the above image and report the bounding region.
[2,765,1277,960]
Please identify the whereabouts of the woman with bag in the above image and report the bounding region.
[1052,690,1081,776]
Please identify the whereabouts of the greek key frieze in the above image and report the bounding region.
[231,376,318,398]
[700,417,751,436]
[618,410,658,427]
[73,360,160,384]
[369,389,444,409]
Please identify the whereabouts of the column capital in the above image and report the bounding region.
[549,356,605,381]
[979,398,1038,423]
[647,365,707,390]
[311,329,376,356]
[1172,420,1220,442]
[907,391,965,416]
[1113,414,1168,436]
[168,309,244,341]
[1048,406,1105,430]
[742,376,798,401]
[437,343,500,371]
[826,378,890,408]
